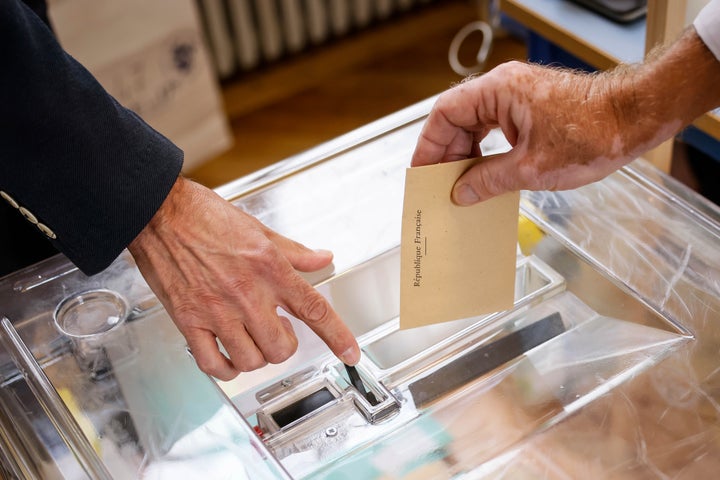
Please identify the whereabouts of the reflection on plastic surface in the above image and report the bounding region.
[509,160,720,479]
[0,254,290,479]
[53,289,137,380]
[522,161,719,336]
[1,99,719,479]
[309,292,687,479]
[225,262,688,480]
[141,405,280,480]
[359,254,563,369]
[53,289,129,338]
[213,122,715,478]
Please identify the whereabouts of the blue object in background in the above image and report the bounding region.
[678,125,720,163]
[527,31,596,72]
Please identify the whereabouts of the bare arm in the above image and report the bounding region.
[411,26,720,204]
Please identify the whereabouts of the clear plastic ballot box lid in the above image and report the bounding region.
[1,98,719,479]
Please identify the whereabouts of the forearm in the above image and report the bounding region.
[0,0,183,275]
[612,26,720,156]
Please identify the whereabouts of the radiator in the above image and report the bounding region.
[196,0,436,79]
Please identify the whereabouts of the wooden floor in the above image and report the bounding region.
[186,1,527,188]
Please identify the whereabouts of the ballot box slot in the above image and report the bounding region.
[254,362,401,440]
[270,387,336,429]
[362,254,565,372]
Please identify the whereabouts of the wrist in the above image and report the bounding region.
[129,176,188,257]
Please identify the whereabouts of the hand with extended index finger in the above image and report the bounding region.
[128,176,360,380]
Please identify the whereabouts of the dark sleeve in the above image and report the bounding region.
[0,0,184,276]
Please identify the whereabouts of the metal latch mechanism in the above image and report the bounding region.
[254,361,400,436]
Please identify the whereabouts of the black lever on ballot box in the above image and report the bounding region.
[345,364,379,406]
[258,364,397,433]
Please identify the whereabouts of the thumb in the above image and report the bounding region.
[452,152,526,204]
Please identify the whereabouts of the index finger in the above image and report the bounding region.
[283,277,360,366]
[411,88,490,167]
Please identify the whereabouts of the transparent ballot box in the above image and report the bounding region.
[1,98,719,479]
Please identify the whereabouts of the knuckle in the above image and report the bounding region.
[174,290,224,319]
[473,165,503,198]
[496,61,535,87]
[254,246,291,279]
[519,161,555,191]
[265,342,297,364]
[262,321,285,344]
[222,339,268,373]
[227,275,256,298]
[253,241,281,264]
[262,323,298,364]
[240,355,268,373]
[172,298,199,319]
[195,354,229,379]
[539,171,561,191]
[494,61,518,78]
[510,59,528,70]
[506,60,529,74]
[297,293,331,325]
[214,372,235,382]
[516,162,539,189]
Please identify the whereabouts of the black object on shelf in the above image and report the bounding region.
[569,0,647,24]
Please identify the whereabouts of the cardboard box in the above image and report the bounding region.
[48,0,233,172]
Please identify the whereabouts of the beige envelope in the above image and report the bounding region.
[400,158,519,329]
